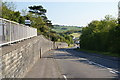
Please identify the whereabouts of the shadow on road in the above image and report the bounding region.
[51,48,120,77]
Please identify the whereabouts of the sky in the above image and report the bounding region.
[3,0,119,27]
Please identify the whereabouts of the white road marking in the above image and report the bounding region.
[59,50,120,75]
[87,60,120,74]
[109,70,116,74]
[107,68,113,70]
[63,75,67,80]
[89,61,105,68]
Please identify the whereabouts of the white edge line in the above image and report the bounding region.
[63,75,67,80]
[109,71,116,74]
[87,60,120,74]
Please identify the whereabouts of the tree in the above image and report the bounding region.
[80,15,118,53]
[2,2,71,46]
[2,2,21,22]
[19,16,25,24]
[3,2,16,11]
[29,5,46,16]
[108,24,120,53]
[21,9,28,16]
[28,5,53,28]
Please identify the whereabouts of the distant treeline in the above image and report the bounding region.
[80,15,120,53]
[54,25,81,27]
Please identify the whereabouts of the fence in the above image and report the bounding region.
[0,18,37,46]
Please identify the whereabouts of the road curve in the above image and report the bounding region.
[25,48,119,79]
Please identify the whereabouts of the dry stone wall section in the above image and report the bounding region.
[0,35,68,78]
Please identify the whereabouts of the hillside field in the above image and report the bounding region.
[52,25,82,33]
[70,33,81,38]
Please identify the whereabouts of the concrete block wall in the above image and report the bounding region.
[39,35,53,55]
[0,35,68,78]
[0,48,2,79]
[1,36,40,78]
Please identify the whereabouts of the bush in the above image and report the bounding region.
[80,15,119,53]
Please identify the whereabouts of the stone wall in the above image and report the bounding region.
[0,48,2,79]
[0,35,68,78]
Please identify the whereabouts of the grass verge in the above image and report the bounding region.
[76,48,120,58]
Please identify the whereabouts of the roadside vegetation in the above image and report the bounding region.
[80,15,120,57]
[76,48,120,58]
[1,2,74,46]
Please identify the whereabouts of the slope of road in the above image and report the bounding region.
[25,48,119,79]
[25,51,63,78]
[66,48,120,72]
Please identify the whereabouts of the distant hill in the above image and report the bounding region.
[52,25,83,39]
[52,25,82,33]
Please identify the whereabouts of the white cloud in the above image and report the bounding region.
[2,0,119,2]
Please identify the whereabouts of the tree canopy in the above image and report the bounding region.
[2,2,74,45]
[80,15,119,53]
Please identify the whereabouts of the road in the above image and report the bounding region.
[25,48,120,79]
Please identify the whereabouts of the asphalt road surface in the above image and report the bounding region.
[25,48,120,79]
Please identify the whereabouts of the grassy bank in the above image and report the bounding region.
[76,48,120,58]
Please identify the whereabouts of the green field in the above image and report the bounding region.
[52,25,82,33]
[70,33,81,38]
